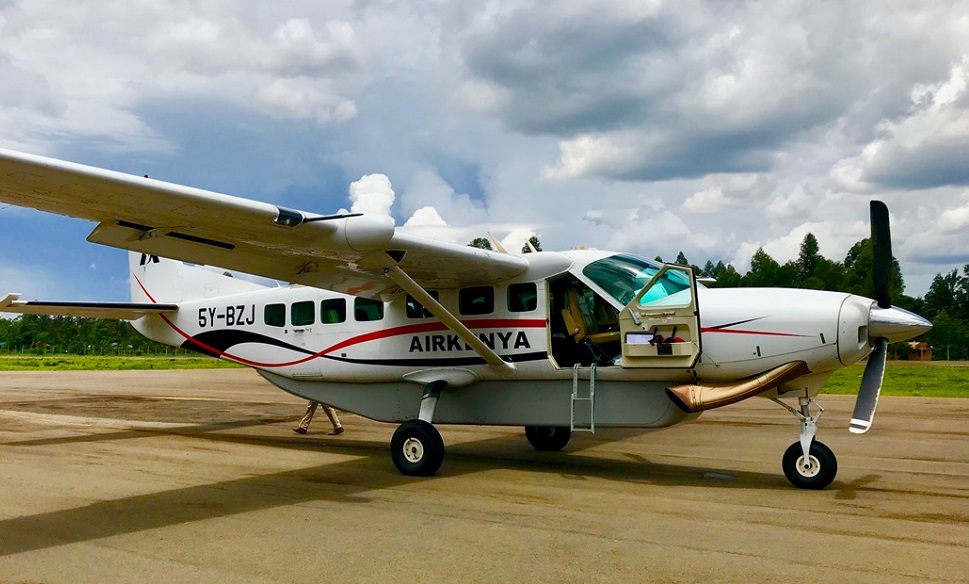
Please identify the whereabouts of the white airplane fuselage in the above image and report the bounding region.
[127,249,903,429]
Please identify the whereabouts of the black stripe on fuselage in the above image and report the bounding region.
[181,329,313,358]
[705,316,765,330]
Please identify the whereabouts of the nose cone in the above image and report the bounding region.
[869,306,932,342]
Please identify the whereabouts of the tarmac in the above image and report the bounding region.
[0,368,966,583]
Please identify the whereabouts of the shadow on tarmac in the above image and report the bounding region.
[0,408,848,558]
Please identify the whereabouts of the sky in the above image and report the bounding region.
[1,0,968,303]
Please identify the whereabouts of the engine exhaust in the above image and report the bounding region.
[666,361,811,413]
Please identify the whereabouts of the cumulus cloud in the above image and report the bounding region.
[398,169,489,226]
[349,173,395,218]
[404,206,448,227]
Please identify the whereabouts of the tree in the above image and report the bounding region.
[797,233,822,279]
[709,261,743,287]
[744,248,781,287]
[674,251,689,266]
[923,268,967,322]
[842,238,904,301]
[521,235,542,253]
[924,310,969,360]
[467,237,492,250]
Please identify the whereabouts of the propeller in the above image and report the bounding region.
[870,201,892,309]
[849,201,899,433]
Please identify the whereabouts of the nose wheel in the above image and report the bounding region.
[782,439,837,489]
[772,394,838,489]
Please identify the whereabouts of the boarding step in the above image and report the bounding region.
[570,363,596,433]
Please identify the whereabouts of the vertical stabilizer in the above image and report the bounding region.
[128,252,270,303]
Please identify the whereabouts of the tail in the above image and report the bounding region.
[128,252,270,303]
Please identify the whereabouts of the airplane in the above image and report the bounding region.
[0,147,932,489]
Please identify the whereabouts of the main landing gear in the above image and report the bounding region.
[772,394,838,489]
[391,381,446,476]
[524,426,572,451]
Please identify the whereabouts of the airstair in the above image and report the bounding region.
[570,363,596,433]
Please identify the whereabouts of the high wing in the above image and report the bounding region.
[0,293,177,320]
[0,148,528,297]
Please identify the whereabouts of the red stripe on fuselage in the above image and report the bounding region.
[134,274,546,368]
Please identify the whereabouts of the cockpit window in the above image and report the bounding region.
[582,254,691,307]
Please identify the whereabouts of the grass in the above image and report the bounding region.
[823,361,969,398]
[0,355,965,398]
[0,354,242,371]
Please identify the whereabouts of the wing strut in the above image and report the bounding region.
[384,265,516,376]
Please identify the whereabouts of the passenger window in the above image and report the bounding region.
[406,291,439,318]
[291,301,315,326]
[354,297,384,321]
[265,303,285,327]
[320,298,346,324]
[508,283,537,312]
[459,286,494,315]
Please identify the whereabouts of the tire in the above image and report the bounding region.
[782,440,837,489]
[524,425,572,452]
[391,419,444,476]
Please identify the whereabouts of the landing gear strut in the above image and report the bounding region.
[773,394,838,489]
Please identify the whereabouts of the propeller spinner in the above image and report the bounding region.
[849,201,931,434]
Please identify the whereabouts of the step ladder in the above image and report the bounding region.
[570,363,596,433]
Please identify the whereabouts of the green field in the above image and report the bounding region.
[822,361,969,398]
[0,355,965,397]
[0,355,241,371]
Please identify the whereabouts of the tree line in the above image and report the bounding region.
[0,314,184,355]
[663,233,965,360]
[1,232,964,359]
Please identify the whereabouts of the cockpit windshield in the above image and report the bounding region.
[582,254,692,307]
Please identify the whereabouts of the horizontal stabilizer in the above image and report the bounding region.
[0,293,177,320]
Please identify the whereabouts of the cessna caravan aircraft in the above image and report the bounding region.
[0,148,931,489]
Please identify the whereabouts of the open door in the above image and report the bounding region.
[618,264,700,368]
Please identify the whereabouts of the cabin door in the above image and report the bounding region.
[618,264,701,368]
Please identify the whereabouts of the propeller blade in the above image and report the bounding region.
[850,337,888,434]
[870,200,892,309]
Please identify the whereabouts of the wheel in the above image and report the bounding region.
[391,419,444,476]
[782,440,837,489]
[524,425,572,452]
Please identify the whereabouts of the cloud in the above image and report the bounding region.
[348,173,395,218]
[0,2,365,154]
[398,169,488,226]
[682,174,774,213]
[2,1,969,300]
[256,78,357,123]
[404,206,447,227]
[830,58,969,191]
